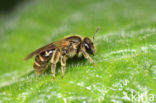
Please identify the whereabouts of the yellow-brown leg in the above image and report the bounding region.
[51,63,56,79]
[51,49,60,79]
[82,50,95,65]
[61,55,66,78]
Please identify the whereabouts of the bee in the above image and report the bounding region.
[24,27,99,79]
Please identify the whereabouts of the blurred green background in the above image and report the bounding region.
[0,0,156,102]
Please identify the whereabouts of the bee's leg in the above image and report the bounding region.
[82,50,95,65]
[78,50,83,57]
[51,63,56,79]
[61,55,66,78]
[51,49,60,79]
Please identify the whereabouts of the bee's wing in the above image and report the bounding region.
[24,40,70,60]
[24,42,55,60]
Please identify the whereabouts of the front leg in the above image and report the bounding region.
[82,50,95,65]
[51,49,60,79]
[61,55,66,78]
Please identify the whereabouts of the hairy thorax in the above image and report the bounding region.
[62,42,80,58]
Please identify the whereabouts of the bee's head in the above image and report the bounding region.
[83,37,96,56]
[82,26,99,56]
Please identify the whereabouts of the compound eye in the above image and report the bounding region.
[84,43,90,49]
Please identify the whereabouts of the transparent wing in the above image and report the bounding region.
[24,42,56,60]
[24,39,70,60]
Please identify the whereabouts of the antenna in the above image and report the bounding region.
[93,26,100,42]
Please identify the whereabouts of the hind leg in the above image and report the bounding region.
[50,49,61,79]
[61,55,66,78]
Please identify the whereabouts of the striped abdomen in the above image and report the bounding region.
[33,49,54,75]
